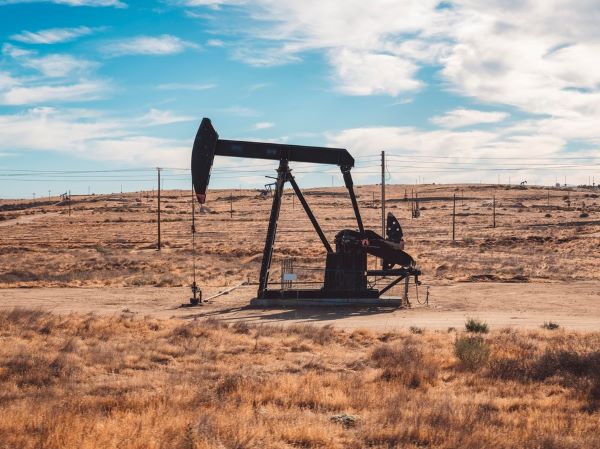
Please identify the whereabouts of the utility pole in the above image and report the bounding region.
[68,190,71,217]
[492,195,496,228]
[48,189,51,200]
[157,167,162,251]
[547,188,550,206]
[230,191,233,218]
[452,193,456,241]
[33,193,35,200]
[381,150,386,237]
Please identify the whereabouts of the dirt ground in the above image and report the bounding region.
[1,281,598,330]
[1,183,599,330]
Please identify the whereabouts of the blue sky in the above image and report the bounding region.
[1,0,599,198]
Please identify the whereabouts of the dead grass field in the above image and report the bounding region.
[1,309,599,449]
[1,184,599,292]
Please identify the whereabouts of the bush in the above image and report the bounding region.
[232,320,251,334]
[541,321,560,330]
[371,343,438,388]
[465,318,489,334]
[454,336,491,370]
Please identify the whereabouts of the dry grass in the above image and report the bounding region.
[1,309,599,449]
[1,184,599,289]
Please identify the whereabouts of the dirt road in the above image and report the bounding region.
[1,281,599,331]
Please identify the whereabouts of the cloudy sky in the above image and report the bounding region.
[1,0,599,197]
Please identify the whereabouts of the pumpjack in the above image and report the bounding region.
[192,118,421,306]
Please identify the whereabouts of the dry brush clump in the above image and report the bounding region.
[1,309,600,449]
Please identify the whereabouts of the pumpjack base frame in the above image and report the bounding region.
[250,296,403,307]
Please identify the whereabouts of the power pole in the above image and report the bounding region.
[68,190,71,217]
[452,193,456,241]
[48,189,51,200]
[230,191,233,218]
[157,167,162,251]
[381,150,386,237]
[492,195,496,228]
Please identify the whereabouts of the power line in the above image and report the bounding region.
[386,153,600,161]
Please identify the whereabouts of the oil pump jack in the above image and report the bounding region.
[192,118,421,306]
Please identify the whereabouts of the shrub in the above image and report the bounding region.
[232,320,251,334]
[465,318,489,334]
[455,336,491,370]
[409,326,424,335]
[371,343,438,388]
[541,321,560,330]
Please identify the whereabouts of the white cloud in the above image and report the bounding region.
[430,108,509,129]
[0,72,19,90]
[157,82,216,90]
[173,0,245,6]
[0,81,108,105]
[174,0,600,159]
[206,39,225,47]
[23,54,95,77]
[102,35,197,56]
[0,107,188,167]
[2,43,33,58]
[330,48,422,96]
[0,42,105,105]
[252,121,273,130]
[326,124,579,184]
[2,42,97,78]
[11,26,99,44]
[137,109,194,126]
[0,0,125,6]
[183,0,444,93]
